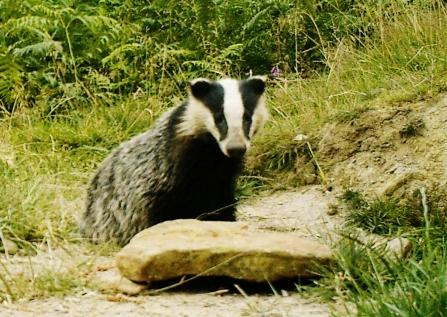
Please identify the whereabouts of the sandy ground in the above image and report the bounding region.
[1,293,337,317]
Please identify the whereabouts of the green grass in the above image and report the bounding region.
[0,98,165,300]
[317,230,447,317]
[1,0,447,311]
[308,186,447,317]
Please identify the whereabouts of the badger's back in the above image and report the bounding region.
[80,77,268,245]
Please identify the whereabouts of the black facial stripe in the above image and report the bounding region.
[215,113,229,141]
[193,82,228,140]
[242,111,252,139]
[239,79,263,139]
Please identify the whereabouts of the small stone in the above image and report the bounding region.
[93,268,149,295]
[117,219,334,284]
[380,172,413,196]
[350,229,413,260]
[326,203,338,215]
[385,237,412,259]
[294,134,308,141]
[378,170,427,198]
[0,237,19,255]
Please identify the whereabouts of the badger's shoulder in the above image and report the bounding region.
[89,105,184,186]
[106,103,185,155]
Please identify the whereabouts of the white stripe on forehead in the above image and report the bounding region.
[218,78,244,129]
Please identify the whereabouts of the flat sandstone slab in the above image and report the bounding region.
[117,219,334,283]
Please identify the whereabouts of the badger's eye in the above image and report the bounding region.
[243,111,252,122]
[214,109,225,123]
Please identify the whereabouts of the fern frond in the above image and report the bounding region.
[5,16,52,34]
[0,53,23,107]
[218,43,243,59]
[32,4,75,19]
[13,40,63,57]
[59,0,75,10]
[0,54,21,73]
[76,15,119,33]
[163,48,195,57]
[182,59,214,70]
[102,43,141,65]
[243,7,270,32]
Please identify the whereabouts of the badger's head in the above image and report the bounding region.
[177,76,269,158]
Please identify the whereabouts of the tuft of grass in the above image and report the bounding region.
[0,250,90,302]
[334,104,373,124]
[341,188,447,241]
[341,189,424,235]
[312,186,447,317]
[318,233,447,317]
[400,116,426,136]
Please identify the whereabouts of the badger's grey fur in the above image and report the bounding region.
[79,76,269,245]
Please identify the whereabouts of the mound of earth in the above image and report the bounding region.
[317,94,447,203]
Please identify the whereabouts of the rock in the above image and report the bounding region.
[326,202,339,215]
[385,237,412,259]
[296,161,317,185]
[380,171,414,197]
[349,229,412,259]
[0,237,19,255]
[93,268,149,295]
[294,134,309,142]
[117,219,334,284]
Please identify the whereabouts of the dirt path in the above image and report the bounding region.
[1,292,335,317]
[0,186,346,317]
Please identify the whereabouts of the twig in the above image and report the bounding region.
[143,253,244,295]
[196,203,239,220]
[420,187,430,242]
[234,284,269,316]
[306,141,326,184]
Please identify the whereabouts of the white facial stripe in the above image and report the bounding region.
[218,79,244,135]
[249,95,269,138]
[214,79,250,156]
[177,98,219,139]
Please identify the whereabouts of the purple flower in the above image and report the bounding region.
[271,66,281,78]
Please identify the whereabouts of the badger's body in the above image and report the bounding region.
[79,77,269,245]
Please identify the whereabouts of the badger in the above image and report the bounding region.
[79,76,269,246]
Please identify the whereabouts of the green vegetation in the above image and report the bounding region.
[317,188,447,317]
[1,0,447,314]
[0,0,382,112]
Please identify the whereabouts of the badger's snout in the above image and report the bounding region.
[226,141,247,158]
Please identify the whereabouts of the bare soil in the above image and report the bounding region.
[318,94,447,203]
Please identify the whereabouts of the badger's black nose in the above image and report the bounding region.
[226,142,247,158]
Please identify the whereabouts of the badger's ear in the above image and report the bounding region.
[245,75,267,95]
[189,78,213,99]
